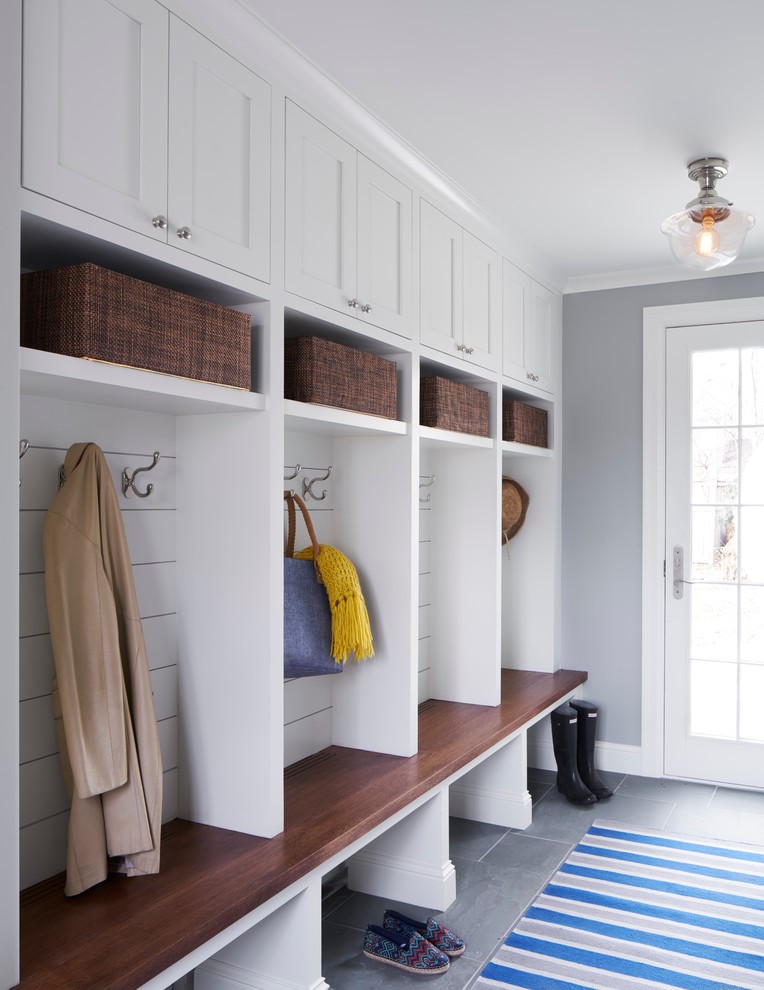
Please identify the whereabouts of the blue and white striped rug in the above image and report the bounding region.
[475,820,764,990]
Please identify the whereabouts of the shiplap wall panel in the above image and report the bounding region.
[19,635,54,701]
[19,755,68,828]
[143,614,179,668]
[19,696,57,764]
[19,814,68,890]
[19,396,179,889]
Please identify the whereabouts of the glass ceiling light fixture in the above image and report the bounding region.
[661,157,755,271]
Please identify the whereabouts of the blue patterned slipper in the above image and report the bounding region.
[383,909,466,958]
[363,924,450,974]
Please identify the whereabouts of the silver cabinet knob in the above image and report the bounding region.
[456,343,465,352]
[177,226,192,240]
[466,346,474,355]
[526,371,540,382]
[361,303,372,314]
[151,214,168,229]
[348,298,359,309]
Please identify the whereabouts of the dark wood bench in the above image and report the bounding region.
[18,667,586,989]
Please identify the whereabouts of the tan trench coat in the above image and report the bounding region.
[44,442,162,896]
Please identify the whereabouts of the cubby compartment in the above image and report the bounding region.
[19,391,183,890]
[501,384,555,454]
[500,451,559,672]
[416,435,500,708]
[284,308,411,425]
[283,342,417,762]
[499,383,559,674]
[18,315,281,907]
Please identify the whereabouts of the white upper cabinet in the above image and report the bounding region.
[22,0,271,281]
[462,230,501,371]
[420,201,499,372]
[168,19,271,280]
[502,259,554,394]
[285,101,413,337]
[23,0,169,240]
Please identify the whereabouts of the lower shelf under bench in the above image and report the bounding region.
[18,667,587,990]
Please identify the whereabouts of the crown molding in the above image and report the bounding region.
[563,254,764,295]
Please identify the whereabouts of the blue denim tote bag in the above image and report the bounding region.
[283,490,339,678]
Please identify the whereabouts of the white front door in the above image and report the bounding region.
[665,321,764,787]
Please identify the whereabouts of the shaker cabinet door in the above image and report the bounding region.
[462,231,500,371]
[285,102,357,311]
[356,154,412,338]
[502,259,531,383]
[502,259,554,394]
[527,280,554,392]
[23,0,169,239]
[168,18,271,281]
[420,200,462,358]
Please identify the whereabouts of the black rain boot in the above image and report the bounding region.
[570,700,613,800]
[550,704,596,805]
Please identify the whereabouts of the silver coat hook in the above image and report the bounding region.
[122,451,160,499]
[302,465,333,501]
[283,463,301,481]
[19,439,29,486]
[419,474,436,503]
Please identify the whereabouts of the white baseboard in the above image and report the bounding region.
[528,738,643,777]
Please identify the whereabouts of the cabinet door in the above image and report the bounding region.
[23,0,169,240]
[528,280,554,393]
[420,201,462,358]
[168,19,271,281]
[462,231,500,371]
[356,155,412,338]
[502,261,554,394]
[501,259,531,383]
[285,102,357,311]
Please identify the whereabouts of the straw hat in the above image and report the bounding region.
[501,478,529,545]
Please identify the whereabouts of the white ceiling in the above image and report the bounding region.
[235,0,764,289]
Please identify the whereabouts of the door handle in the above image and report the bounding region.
[672,545,697,599]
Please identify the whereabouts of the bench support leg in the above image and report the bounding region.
[194,881,329,990]
[347,788,456,911]
[449,732,532,829]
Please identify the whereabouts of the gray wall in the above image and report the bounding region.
[562,271,764,749]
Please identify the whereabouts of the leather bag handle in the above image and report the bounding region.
[283,490,321,572]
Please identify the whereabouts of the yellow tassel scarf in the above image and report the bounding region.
[294,544,374,663]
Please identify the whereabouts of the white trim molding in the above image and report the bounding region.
[641,296,764,780]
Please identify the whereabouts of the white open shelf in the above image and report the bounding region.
[284,398,408,437]
[20,347,266,415]
[501,440,554,458]
[419,425,494,450]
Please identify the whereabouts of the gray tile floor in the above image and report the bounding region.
[320,769,764,988]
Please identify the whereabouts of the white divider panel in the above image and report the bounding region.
[348,788,456,911]
[18,394,178,889]
[418,451,433,703]
[195,881,329,990]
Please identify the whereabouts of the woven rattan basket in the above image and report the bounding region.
[502,477,529,545]
[420,376,489,437]
[284,335,397,419]
[20,262,252,389]
[503,398,548,447]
